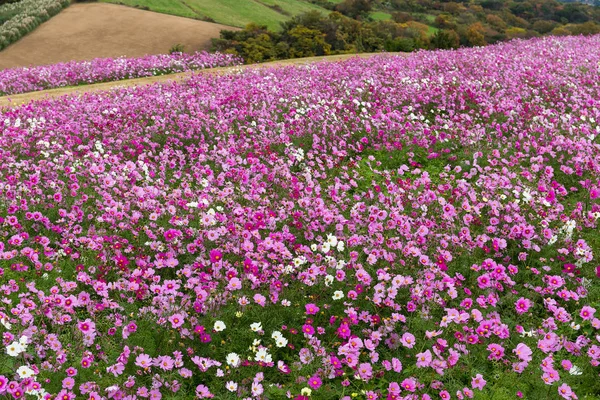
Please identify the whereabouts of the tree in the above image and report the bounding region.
[335,0,372,19]
[287,25,331,58]
[392,12,413,23]
[442,2,466,15]
[435,14,455,29]
[550,25,571,36]
[567,21,600,35]
[486,14,507,31]
[505,27,528,39]
[466,22,486,46]
[532,20,557,34]
[430,29,460,49]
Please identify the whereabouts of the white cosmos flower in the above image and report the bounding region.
[569,365,583,376]
[326,234,338,247]
[250,322,263,332]
[226,381,238,392]
[226,353,240,367]
[275,336,288,348]
[214,321,226,332]
[570,322,581,330]
[325,275,334,286]
[310,244,317,252]
[337,241,345,252]
[271,331,283,340]
[333,290,344,300]
[321,243,331,253]
[255,348,272,363]
[0,318,11,329]
[17,365,35,378]
[6,341,25,357]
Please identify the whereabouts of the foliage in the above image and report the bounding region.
[210,0,600,63]
[0,0,70,51]
[169,43,186,54]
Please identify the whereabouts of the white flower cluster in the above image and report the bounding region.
[271,331,288,348]
[6,335,28,356]
[310,234,345,254]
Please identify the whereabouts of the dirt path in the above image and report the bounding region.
[0,3,237,70]
[0,53,398,109]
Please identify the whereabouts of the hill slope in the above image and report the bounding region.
[101,0,332,30]
[0,3,236,69]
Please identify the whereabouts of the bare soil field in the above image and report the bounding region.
[0,53,398,109]
[0,3,236,70]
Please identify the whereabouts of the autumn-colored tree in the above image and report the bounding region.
[442,2,466,15]
[435,14,455,29]
[466,22,486,46]
[486,14,507,30]
[392,11,413,23]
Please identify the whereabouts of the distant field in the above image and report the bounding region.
[101,0,332,30]
[0,3,236,69]
[370,11,392,21]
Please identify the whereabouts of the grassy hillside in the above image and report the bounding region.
[101,0,332,30]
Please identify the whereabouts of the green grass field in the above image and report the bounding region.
[101,0,332,30]
[370,11,392,21]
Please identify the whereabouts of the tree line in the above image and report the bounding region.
[212,0,600,63]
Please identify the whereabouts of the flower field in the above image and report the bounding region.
[1,34,600,400]
[0,0,70,51]
[0,52,242,96]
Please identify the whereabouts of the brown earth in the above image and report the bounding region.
[0,3,237,70]
[0,53,399,109]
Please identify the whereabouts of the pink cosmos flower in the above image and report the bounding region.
[400,332,416,348]
[308,375,322,389]
[209,249,223,263]
[135,354,152,369]
[558,383,574,399]
[471,374,486,390]
[302,324,315,336]
[580,306,596,320]
[561,360,573,371]
[416,350,432,367]
[513,343,532,362]
[305,303,320,315]
[487,344,505,360]
[169,313,185,328]
[253,293,266,307]
[357,363,373,381]
[515,297,533,314]
[401,378,417,392]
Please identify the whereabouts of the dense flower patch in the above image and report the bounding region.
[1,35,600,400]
[0,0,70,51]
[0,52,243,96]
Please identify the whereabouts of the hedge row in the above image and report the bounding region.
[0,0,70,51]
